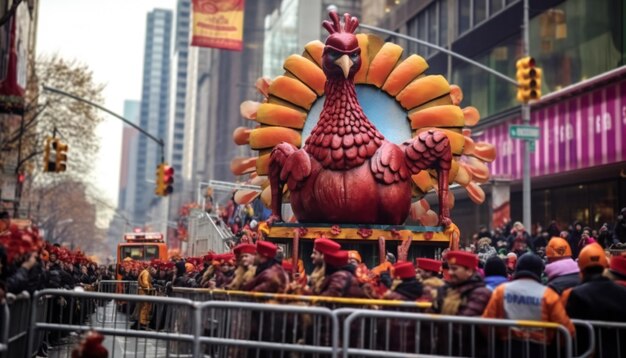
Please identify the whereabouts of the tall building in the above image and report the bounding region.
[118,100,140,215]
[132,9,173,226]
[376,0,626,238]
[166,0,191,231]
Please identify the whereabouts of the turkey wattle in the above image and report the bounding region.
[269,12,452,226]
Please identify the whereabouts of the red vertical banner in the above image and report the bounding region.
[191,0,245,51]
[491,181,511,229]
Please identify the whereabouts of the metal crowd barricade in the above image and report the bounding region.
[338,309,591,358]
[97,280,138,295]
[572,319,625,358]
[0,301,8,356]
[196,300,340,358]
[28,289,198,358]
[3,292,32,358]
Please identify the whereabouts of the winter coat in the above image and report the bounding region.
[563,275,626,358]
[6,267,30,294]
[214,270,234,288]
[545,258,580,295]
[433,274,492,316]
[419,276,445,302]
[484,275,508,291]
[319,265,367,298]
[433,274,492,356]
[477,246,497,264]
[613,220,626,243]
[483,278,575,343]
[242,259,289,293]
[507,231,533,251]
[385,278,423,301]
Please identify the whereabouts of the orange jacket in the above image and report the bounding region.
[482,278,575,343]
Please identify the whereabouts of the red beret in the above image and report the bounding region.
[324,250,349,268]
[233,243,256,256]
[416,258,442,273]
[314,238,341,255]
[256,240,277,258]
[394,261,416,279]
[282,260,293,271]
[446,251,478,269]
[610,255,626,277]
[203,253,214,262]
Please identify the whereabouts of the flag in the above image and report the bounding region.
[191,0,245,51]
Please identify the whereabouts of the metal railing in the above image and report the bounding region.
[187,209,233,256]
[0,287,618,358]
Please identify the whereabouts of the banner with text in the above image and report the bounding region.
[191,0,245,51]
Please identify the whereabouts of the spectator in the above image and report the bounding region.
[415,258,444,301]
[568,221,584,258]
[483,253,575,356]
[505,252,517,277]
[477,225,492,240]
[597,223,612,248]
[483,256,508,291]
[613,207,626,244]
[507,222,533,251]
[563,244,626,358]
[227,244,257,290]
[476,238,497,265]
[544,237,579,295]
[605,255,626,287]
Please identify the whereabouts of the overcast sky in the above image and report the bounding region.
[37,0,175,209]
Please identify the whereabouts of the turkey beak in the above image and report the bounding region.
[334,54,353,79]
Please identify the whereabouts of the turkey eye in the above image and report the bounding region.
[350,52,358,59]
[329,50,340,59]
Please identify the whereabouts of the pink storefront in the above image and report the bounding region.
[454,70,626,236]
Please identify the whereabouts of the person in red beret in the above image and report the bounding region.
[384,261,423,301]
[242,240,289,293]
[282,258,308,295]
[415,258,444,302]
[319,249,367,298]
[433,251,491,316]
[606,255,626,287]
[309,237,341,294]
[227,244,257,290]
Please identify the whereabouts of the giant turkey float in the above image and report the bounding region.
[230,12,496,267]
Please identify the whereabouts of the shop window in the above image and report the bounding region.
[552,184,589,228]
[588,181,617,227]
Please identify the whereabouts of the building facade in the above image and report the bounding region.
[131,9,173,227]
[375,0,625,239]
[118,100,140,215]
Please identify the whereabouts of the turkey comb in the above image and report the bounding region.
[323,11,359,35]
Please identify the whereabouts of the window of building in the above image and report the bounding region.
[417,11,428,56]
[458,0,471,35]
[474,0,487,25]
[427,4,438,57]
[490,0,504,15]
[438,0,448,48]
[407,17,419,55]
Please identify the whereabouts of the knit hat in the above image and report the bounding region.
[513,253,544,281]
[348,250,362,263]
[394,261,416,279]
[415,258,442,273]
[446,251,478,269]
[546,237,572,259]
[609,255,626,278]
[484,256,507,277]
[233,243,256,256]
[324,250,349,268]
[314,238,341,255]
[256,240,277,259]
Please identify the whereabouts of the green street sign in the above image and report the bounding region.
[528,140,536,153]
[509,124,540,140]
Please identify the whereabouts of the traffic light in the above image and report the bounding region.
[43,136,53,172]
[162,165,174,196]
[155,163,164,196]
[516,56,542,103]
[53,139,68,172]
[155,163,174,196]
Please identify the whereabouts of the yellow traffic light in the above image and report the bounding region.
[155,163,165,196]
[516,56,542,103]
[43,136,53,172]
[53,139,68,172]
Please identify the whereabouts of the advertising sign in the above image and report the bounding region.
[191,0,245,51]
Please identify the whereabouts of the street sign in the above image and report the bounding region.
[528,141,536,152]
[509,124,540,140]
